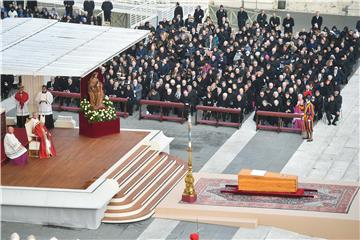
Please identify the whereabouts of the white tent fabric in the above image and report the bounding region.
[1,18,149,77]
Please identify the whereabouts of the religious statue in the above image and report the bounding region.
[88,72,105,109]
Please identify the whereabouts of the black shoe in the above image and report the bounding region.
[332,122,337,126]
[328,122,331,125]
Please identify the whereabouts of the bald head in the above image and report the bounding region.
[7,126,14,134]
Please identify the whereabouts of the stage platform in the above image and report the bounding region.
[1,128,185,229]
[1,128,148,189]
[155,173,360,240]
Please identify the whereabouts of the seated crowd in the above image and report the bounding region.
[96,6,359,126]
[4,2,359,127]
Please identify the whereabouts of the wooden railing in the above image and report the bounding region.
[50,91,129,118]
[138,99,187,123]
[255,110,304,134]
[195,105,243,128]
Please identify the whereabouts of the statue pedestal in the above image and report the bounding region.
[79,113,120,138]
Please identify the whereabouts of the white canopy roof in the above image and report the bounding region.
[1,18,149,77]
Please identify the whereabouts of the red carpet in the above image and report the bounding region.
[181,178,359,214]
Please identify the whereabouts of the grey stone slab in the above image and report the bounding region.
[324,161,352,181]
[166,221,238,240]
[306,161,334,180]
[223,131,303,174]
[200,113,257,174]
[341,155,360,182]
[336,148,358,163]
[232,226,271,240]
[1,220,154,240]
[137,218,179,240]
[265,227,312,240]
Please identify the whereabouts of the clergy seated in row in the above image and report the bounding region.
[28,113,56,159]
[4,126,28,165]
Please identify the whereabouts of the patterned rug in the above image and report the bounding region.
[180,178,359,214]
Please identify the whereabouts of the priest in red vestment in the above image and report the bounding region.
[30,113,56,159]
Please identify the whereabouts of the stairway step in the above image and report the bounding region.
[120,153,168,195]
[144,163,187,211]
[105,163,182,214]
[111,158,175,201]
[107,145,150,179]
[116,150,157,184]
[103,161,186,222]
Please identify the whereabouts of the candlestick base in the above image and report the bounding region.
[182,193,197,203]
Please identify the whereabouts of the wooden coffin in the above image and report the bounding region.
[238,169,298,193]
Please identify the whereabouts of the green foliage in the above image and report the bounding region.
[80,96,117,122]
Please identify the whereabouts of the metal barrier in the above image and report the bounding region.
[50,91,129,118]
[255,110,303,134]
[139,99,187,123]
[195,105,242,128]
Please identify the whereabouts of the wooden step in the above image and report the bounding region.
[119,153,168,195]
[102,160,187,223]
[105,163,182,214]
[111,158,175,201]
[116,150,157,184]
[107,145,150,179]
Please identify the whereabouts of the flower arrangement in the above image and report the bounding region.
[80,96,117,122]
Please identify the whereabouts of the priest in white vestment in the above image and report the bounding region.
[4,126,28,165]
[36,85,54,129]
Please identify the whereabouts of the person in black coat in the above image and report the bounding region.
[147,89,160,114]
[216,5,227,26]
[124,84,135,115]
[180,90,191,118]
[311,11,323,30]
[163,88,175,116]
[334,87,342,117]
[46,77,61,91]
[63,78,79,106]
[325,94,340,125]
[282,13,294,34]
[174,2,183,20]
[333,66,346,85]
[269,12,280,30]
[202,92,214,120]
[231,94,245,123]
[269,99,281,125]
[63,1,74,17]
[283,99,294,127]
[188,85,199,115]
[256,10,267,27]
[237,7,248,30]
[258,99,271,124]
[194,5,204,24]
[1,75,14,99]
[27,0,38,12]
[83,0,95,17]
[312,90,324,121]
[218,92,230,121]
[101,0,113,22]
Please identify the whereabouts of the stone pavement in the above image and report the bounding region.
[199,112,257,173]
[282,67,359,183]
[223,131,303,174]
